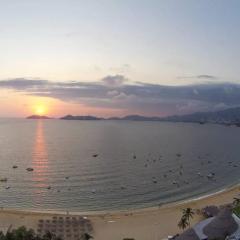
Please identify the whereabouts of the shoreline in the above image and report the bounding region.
[0,183,239,240]
[1,182,239,217]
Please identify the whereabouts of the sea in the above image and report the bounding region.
[0,119,239,212]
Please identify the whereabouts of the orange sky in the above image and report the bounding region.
[0,89,125,118]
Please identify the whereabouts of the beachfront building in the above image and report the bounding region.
[175,208,240,240]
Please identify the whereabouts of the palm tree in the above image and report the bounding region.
[0,232,5,240]
[0,227,62,240]
[42,231,56,240]
[178,217,189,231]
[80,233,93,240]
[233,197,240,207]
[178,208,194,230]
[182,208,194,222]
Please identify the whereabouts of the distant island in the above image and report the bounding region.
[26,107,240,125]
[60,115,102,120]
[60,107,240,124]
[27,115,52,120]
[60,114,163,121]
[161,106,240,124]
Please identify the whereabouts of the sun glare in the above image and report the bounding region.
[35,105,47,116]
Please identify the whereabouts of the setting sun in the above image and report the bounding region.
[35,105,47,116]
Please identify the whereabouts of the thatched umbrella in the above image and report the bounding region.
[203,208,238,240]
[202,205,219,218]
[175,228,200,240]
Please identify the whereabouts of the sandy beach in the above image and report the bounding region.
[0,184,240,240]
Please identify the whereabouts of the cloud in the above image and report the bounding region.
[0,76,240,116]
[0,78,48,89]
[196,75,217,79]
[178,75,217,80]
[101,75,128,87]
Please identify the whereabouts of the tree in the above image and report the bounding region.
[42,231,56,240]
[178,217,189,231]
[0,227,62,240]
[182,208,194,221]
[0,232,5,240]
[81,233,93,240]
[178,208,194,231]
[233,197,240,207]
[15,226,35,240]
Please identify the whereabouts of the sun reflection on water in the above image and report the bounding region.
[32,120,49,193]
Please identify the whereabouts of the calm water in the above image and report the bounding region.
[0,119,239,212]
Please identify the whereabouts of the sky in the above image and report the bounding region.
[0,0,240,117]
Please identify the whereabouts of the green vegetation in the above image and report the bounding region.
[233,197,240,218]
[0,226,62,240]
[233,197,240,207]
[178,207,194,231]
[233,205,240,218]
[81,233,93,240]
[0,226,94,240]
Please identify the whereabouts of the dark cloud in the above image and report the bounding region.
[0,78,48,89]
[178,75,217,80]
[101,75,128,87]
[196,75,217,79]
[0,76,240,116]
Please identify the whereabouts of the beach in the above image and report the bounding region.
[0,184,239,240]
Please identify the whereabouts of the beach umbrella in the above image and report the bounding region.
[202,206,219,218]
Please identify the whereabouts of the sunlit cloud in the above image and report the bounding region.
[0,76,240,116]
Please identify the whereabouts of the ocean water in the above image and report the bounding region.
[0,119,239,212]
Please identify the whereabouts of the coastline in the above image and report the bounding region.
[0,183,240,240]
[1,181,239,216]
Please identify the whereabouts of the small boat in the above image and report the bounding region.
[47,186,51,190]
[26,167,34,172]
[207,173,214,179]
[133,154,136,159]
[176,153,182,157]
[5,186,10,190]
[92,154,98,157]
[172,181,177,185]
[12,165,18,169]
